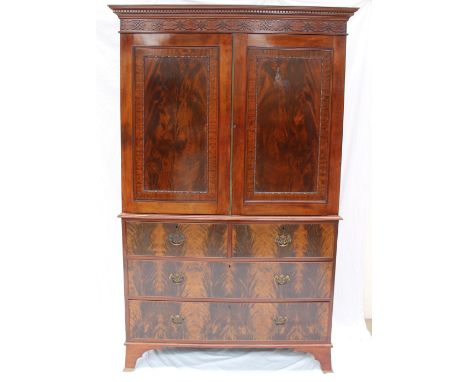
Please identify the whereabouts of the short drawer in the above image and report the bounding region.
[128,300,330,341]
[125,221,228,257]
[127,260,333,299]
[232,223,336,258]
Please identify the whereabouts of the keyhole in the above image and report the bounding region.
[274,66,281,85]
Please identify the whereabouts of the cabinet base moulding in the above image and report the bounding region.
[124,342,332,372]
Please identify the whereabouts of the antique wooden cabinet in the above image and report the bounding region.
[109,4,357,372]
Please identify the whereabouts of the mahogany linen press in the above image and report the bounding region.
[109,4,358,372]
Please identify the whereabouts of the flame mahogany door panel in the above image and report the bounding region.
[121,34,232,214]
[232,34,346,215]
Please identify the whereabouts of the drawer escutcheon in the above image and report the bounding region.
[274,274,291,285]
[168,232,185,246]
[169,272,185,284]
[273,315,288,325]
[275,226,292,247]
[170,314,185,325]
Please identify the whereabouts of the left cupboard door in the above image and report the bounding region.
[120,34,232,214]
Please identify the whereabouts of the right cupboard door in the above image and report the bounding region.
[232,34,346,216]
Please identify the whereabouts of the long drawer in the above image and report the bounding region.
[128,300,330,342]
[124,221,336,259]
[128,260,333,299]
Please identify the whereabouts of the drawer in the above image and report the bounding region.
[232,223,336,258]
[128,260,333,299]
[128,300,330,341]
[125,221,228,257]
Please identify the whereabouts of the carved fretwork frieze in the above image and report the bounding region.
[119,18,347,35]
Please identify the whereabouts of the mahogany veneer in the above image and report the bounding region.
[127,260,333,299]
[128,300,331,341]
[110,4,357,373]
[125,221,228,257]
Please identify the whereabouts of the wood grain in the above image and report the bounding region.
[231,34,345,215]
[109,5,357,37]
[232,223,336,258]
[129,300,330,341]
[111,4,357,374]
[125,221,228,257]
[143,54,209,193]
[127,260,333,299]
[250,50,328,195]
[120,214,342,222]
[135,46,217,201]
[121,34,232,214]
[245,44,331,202]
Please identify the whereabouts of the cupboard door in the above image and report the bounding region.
[121,34,231,214]
[232,34,346,215]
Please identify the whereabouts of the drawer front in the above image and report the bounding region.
[125,221,228,257]
[232,223,336,258]
[129,300,330,341]
[128,260,333,299]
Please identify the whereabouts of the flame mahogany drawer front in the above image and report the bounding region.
[127,260,333,299]
[128,300,330,342]
[232,223,336,258]
[125,221,336,258]
[125,221,228,257]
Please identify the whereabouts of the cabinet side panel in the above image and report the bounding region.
[121,34,134,212]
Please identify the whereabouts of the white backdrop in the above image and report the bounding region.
[2,0,468,381]
[95,0,372,378]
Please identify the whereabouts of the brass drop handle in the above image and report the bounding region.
[169,272,185,284]
[274,274,291,285]
[275,226,292,247]
[273,315,288,325]
[170,314,185,325]
[168,231,185,246]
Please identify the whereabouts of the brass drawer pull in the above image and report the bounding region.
[274,274,291,285]
[170,314,185,325]
[273,315,288,325]
[275,226,292,247]
[168,232,185,246]
[169,272,185,284]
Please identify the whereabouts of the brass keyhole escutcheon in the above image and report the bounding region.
[168,225,185,246]
[169,272,185,284]
[275,226,292,247]
[273,315,288,325]
[274,274,291,285]
[170,314,185,325]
